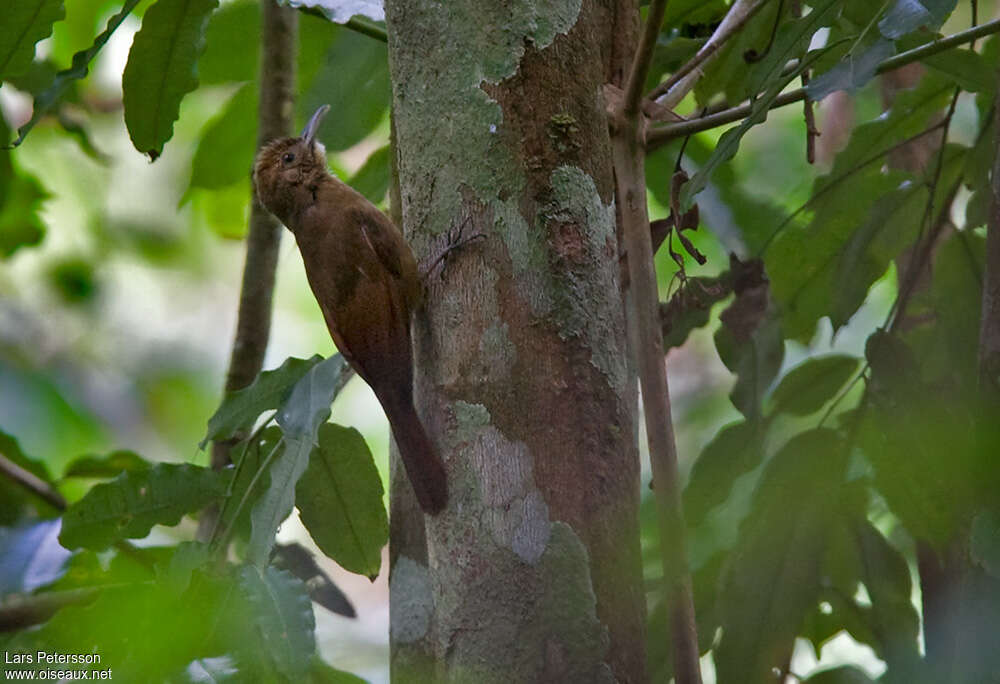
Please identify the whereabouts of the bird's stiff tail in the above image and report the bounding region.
[387,402,448,515]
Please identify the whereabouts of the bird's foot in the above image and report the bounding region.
[420,215,486,282]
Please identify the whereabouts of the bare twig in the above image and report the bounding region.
[612,4,702,682]
[0,588,99,631]
[646,17,1000,148]
[201,0,298,542]
[623,0,670,117]
[978,85,1000,391]
[0,452,66,510]
[648,0,771,112]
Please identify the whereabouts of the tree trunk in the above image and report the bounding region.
[385,1,646,682]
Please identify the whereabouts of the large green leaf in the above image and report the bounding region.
[248,354,349,565]
[9,0,141,148]
[297,423,388,578]
[349,143,391,204]
[683,419,768,527]
[805,667,876,684]
[188,83,258,192]
[301,27,389,151]
[62,450,151,478]
[238,565,316,680]
[769,355,860,416]
[201,355,322,447]
[60,463,227,550]
[972,510,1000,579]
[715,428,847,684]
[0,161,47,257]
[0,0,65,82]
[921,47,995,94]
[122,0,219,159]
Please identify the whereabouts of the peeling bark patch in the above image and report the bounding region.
[390,556,434,644]
[512,490,551,564]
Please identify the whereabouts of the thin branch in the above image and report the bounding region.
[887,90,961,332]
[623,0,670,117]
[0,588,99,631]
[293,7,387,42]
[978,81,1000,392]
[200,0,298,541]
[0,453,67,510]
[647,0,771,111]
[647,17,1000,148]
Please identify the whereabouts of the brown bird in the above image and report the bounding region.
[252,105,447,515]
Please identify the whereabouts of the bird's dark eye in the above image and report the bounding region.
[282,152,295,164]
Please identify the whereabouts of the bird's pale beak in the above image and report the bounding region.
[302,104,330,146]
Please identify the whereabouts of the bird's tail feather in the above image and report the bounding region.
[387,403,447,515]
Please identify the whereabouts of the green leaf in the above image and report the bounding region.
[188,83,257,192]
[201,355,322,447]
[238,565,316,680]
[768,76,962,340]
[222,426,283,542]
[60,463,227,550]
[0,427,58,522]
[807,38,895,100]
[684,419,768,527]
[972,510,1000,579]
[921,47,995,94]
[662,0,727,31]
[158,540,211,594]
[349,144,390,204]
[715,428,847,684]
[247,355,348,566]
[8,0,141,148]
[853,520,921,671]
[769,355,860,416]
[0,0,65,82]
[275,354,348,438]
[62,450,151,478]
[301,27,389,151]
[297,423,388,578]
[878,0,957,40]
[0,164,47,257]
[198,0,258,84]
[680,50,822,211]
[122,0,219,159]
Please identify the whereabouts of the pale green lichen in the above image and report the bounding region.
[389,556,434,644]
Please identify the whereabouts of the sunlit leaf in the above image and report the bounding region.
[769,355,860,416]
[8,0,141,147]
[0,0,65,82]
[63,450,151,478]
[238,565,316,680]
[878,0,957,40]
[279,0,384,23]
[201,355,322,447]
[60,464,227,550]
[297,423,388,579]
[122,0,219,159]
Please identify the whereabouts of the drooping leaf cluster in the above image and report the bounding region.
[642,1,1000,682]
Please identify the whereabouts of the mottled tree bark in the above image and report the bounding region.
[385,1,646,682]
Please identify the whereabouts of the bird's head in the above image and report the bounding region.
[252,104,331,226]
